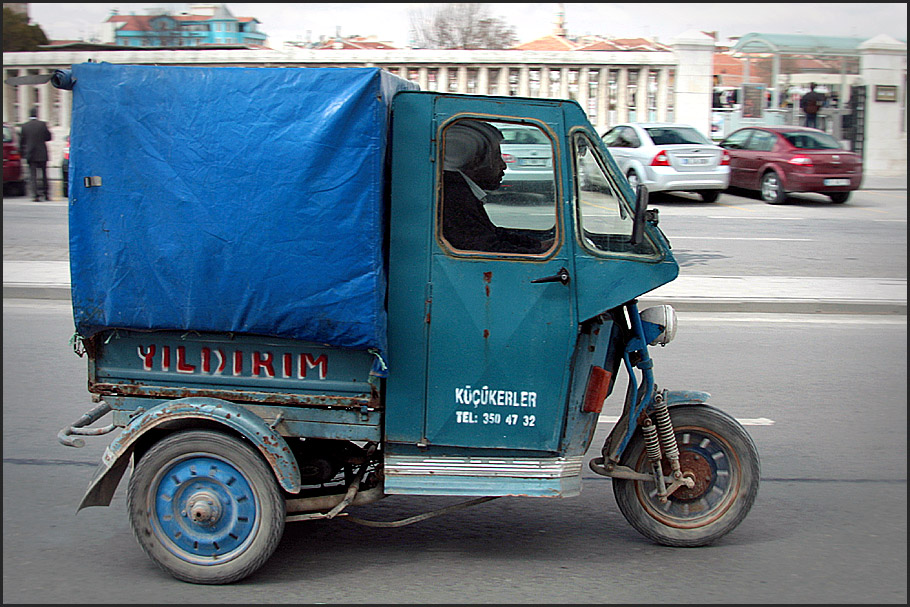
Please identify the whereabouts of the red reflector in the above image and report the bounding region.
[583,366,612,413]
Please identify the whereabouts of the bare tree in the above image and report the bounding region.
[408,3,517,50]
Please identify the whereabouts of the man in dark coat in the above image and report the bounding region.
[441,120,549,254]
[19,107,52,201]
[800,83,826,129]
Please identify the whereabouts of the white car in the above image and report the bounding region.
[601,123,730,202]
[496,123,555,201]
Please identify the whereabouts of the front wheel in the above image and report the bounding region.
[613,405,760,547]
[127,430,285,584]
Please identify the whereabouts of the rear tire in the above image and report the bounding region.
[127,430,285,584]
[699,190,720,203]
[760,171,786,204]
[828,192,850,204]
[626,170,641,196]
[613,405,760,547]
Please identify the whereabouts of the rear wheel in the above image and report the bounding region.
[760,171,786,204]
[828,192,850,204]
[127,430,285,584]
[613,405,760,547]
[626,170,641,196]
[699,190,720,203]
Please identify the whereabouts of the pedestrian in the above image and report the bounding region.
[19,106,52,201]
[800,83,826,129]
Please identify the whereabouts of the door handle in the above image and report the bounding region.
[531,267,570,286]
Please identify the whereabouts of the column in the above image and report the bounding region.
[578,67,590,118]
[616,68,629,124]
[519,66,530,97]
[457,66,468,93]
[418,66,429,90]
[559,67,570,99]
[596,67,609,131]
[636,68,649,121]
[436,66,448,92]
[540,67,550,98]
[497,65,509,95]
[478,66,489,95]
[656,67,670,122]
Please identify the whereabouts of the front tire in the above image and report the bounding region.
[760,171,786,204]
[613,405,760,547]
[127,430,285,584]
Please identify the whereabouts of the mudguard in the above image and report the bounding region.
[77,397,301,511]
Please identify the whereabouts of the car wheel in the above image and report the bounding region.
[699,190,720,203]
[626,170,641,196]
[760,171,786,204]
[828,192,850,204]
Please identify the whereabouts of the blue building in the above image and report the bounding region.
[105,4,267,48]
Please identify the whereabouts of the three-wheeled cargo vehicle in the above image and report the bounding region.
[54,63,759,584]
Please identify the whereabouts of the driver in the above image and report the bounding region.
[441,120,550,254]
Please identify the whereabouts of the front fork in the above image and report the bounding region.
[589,302,699,502]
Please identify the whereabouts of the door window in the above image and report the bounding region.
[747,131,777,152]
[721,129,753,149]
[439,119,557,256]
[574,134,659,258]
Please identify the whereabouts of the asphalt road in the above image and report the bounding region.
[2,301,906,603]
[2,185,906,602]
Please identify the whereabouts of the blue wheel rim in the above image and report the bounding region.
[150,454,260,564]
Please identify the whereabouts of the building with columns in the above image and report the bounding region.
[3,17,905,180]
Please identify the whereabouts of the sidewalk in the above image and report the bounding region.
[3,260,906,315]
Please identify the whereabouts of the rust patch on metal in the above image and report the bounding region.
[483,271,492,297]
[483,329,490,339]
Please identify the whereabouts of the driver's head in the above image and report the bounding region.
[443,120,506,190]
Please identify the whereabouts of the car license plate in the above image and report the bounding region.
[824,178,850,186]
[520,158,547,166]
[681,157,709,165]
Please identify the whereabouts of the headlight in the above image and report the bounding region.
[640,304,677,346]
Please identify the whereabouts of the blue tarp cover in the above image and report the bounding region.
[68,63,416,356]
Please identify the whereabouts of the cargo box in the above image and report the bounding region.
[68,63,416,357]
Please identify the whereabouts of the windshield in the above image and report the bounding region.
[644,126,711,146]
[781,131,842,150]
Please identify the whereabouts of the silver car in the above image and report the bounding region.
[601,123,730,202]
[496,123,555,201]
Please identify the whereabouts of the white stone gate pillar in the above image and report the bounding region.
[859,35,907,177]
[670,30,714,136]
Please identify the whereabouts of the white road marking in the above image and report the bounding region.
[598,415,775,426]
[669,236,812,241]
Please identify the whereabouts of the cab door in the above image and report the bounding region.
[423,102,576,453]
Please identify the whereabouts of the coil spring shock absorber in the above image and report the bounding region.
[652,392,695,502]
[641,418,668,496]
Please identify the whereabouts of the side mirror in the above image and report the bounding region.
[630,186,649,245]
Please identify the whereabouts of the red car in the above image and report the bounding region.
[719,126,862,204]
[3,123,26,197]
